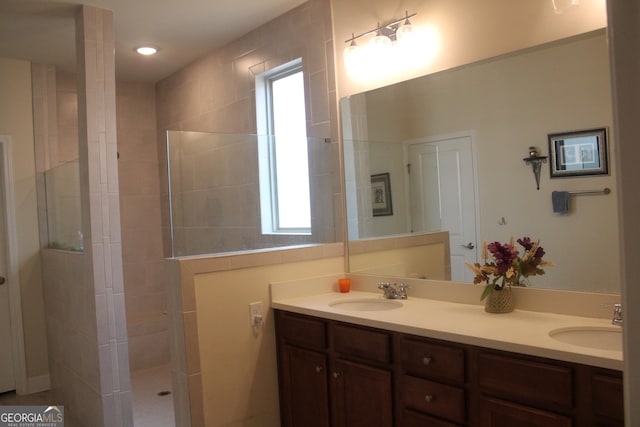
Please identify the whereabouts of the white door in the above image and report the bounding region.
[407,135,478,282]
[0,143,15,393]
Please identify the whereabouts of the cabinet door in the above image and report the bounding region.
[478,396,572,427]
[280,345,329,427]
[591,373,624,425]
[331,359,393,427]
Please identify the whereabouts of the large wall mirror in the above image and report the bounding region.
[341,29,620,294]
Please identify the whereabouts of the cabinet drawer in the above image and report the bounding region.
[401,337,465,384]
[402,409,460,427]
[478,396,572,427]
[477,352,573,409]
[276,311,327,350]
[333,323,391,364]
[592,373,624,422]
[402,375,466,425]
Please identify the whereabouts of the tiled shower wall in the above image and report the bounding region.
[156,0,342,257]
[115,82,167,371]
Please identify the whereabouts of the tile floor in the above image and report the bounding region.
[131,364,175,427]
[0,364,174,427]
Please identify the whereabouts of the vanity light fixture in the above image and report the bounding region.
[345,11,417,47]
[136,46,158,56]
[343,11,438,79]
[523,147,548,190]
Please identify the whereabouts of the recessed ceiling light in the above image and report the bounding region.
[136,46,157,56]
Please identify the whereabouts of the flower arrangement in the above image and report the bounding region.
[465,237,554,300]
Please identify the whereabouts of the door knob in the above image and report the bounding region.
[0,276,5,285]
[461,243,475,250]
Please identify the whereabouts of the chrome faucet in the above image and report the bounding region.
[377,282,410,299]
[612,303,623,326]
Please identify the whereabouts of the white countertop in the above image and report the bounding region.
[271,289,623,371]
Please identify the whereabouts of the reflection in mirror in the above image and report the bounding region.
[342,30,620,294]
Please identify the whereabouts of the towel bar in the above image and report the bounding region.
[567,188,611,196]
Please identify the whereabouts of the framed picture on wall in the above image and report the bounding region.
[548,128,609,178]
[371,173,393,216]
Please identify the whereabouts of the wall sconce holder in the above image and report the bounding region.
[523,147,547,190]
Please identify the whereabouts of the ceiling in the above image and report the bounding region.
[0,0,307,83]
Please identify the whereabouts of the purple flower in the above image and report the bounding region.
[518,237,545,259]
[517,237,533,250]
[487,241,519,274]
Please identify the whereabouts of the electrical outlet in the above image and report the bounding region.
[249,301,263,327]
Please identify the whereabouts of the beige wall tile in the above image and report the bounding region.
[187,373,204,427]
[127,331,170,371]
[183,312,200,375]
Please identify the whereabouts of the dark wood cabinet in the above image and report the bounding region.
[478,396,572,427]
[274,309,624,426]
[276,311,393,427]
[401,375,466,424]
[398,335,467,425]
[331,359,393,427]
[590,371,624,427]
[401,409,461,427]
[280,345,330,427]
[476,351,573,411]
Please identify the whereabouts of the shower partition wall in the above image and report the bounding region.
[166,131,336,257]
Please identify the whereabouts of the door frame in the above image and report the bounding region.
[0,135,27,394]
[403,130,482,270]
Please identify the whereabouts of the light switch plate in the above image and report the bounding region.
[249,301,263,327]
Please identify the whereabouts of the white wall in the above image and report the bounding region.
[0,58,49,383]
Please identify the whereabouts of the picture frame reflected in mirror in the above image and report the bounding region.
[548,128,609,178]
[371,172,393,216]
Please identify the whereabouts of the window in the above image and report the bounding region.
[256,59,311,234]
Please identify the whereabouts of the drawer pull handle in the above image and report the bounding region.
[424,394,434,403]
[423,356,432,365]
[315,366,323,373]
[333,372,342,379]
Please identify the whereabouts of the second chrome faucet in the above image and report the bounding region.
[612,303,623,326]
[377,281,410,299]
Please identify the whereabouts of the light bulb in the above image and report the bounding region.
[368,31,392,50]
[396,19,415,43]
[343,39,362,77]
[552,0,579,14]
[136,46,157,55]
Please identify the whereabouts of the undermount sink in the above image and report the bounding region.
[329,298,403,311]
[549,326,622,351]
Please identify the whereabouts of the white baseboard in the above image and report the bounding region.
[25,374,51,394]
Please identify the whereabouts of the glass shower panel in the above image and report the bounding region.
[166,131,335,257]
[44,159,83,251]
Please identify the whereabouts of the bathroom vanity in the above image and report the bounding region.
[272,281,623,427]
